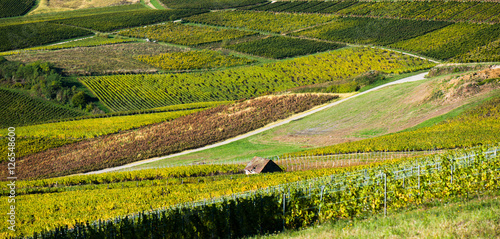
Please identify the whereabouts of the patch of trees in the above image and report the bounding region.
[0,57,97,112]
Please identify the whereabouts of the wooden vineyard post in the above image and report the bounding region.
[282,191,286,232]
[384,173,387,217]
[318,185,326,215]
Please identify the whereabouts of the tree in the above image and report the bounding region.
[72,91,88,109]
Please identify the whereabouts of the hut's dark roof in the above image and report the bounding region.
[244,156,283,174]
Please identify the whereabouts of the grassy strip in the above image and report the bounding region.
[256,190,500,238]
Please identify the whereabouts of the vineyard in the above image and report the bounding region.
[0,0,36,18]
[245,1,500,24]
[136,49,255,70]
[0,36,135,56]
[4,42,188,76]
[2,1,500,238]
[52,9,207,32]
[160,0,265,9]
[0,160,352,237]
[81,47,434,112]
[0,101,230,160]
[389,23,500,60]
[185,10,338,34]
[29,0,141,15]
[225,36,345,59]
[453,39,500,63]
[0,88,87,128]
[0,22,93,52]
[13,164,243,189]
[0,94,335,179]
[243,1,355,13]
[3,145,498,238]
[6,109,202,140]
[292,17,451,46]
[118,22,256,46]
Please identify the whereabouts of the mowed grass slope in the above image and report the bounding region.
[292,69,500,155]
[29,0,139,15]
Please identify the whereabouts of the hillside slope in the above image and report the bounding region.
[134,67,500,167]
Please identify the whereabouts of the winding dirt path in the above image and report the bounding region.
[144,0,157,9]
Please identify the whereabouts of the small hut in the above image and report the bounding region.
[244,156,283,175]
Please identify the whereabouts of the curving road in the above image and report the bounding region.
[85,72,429,174]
